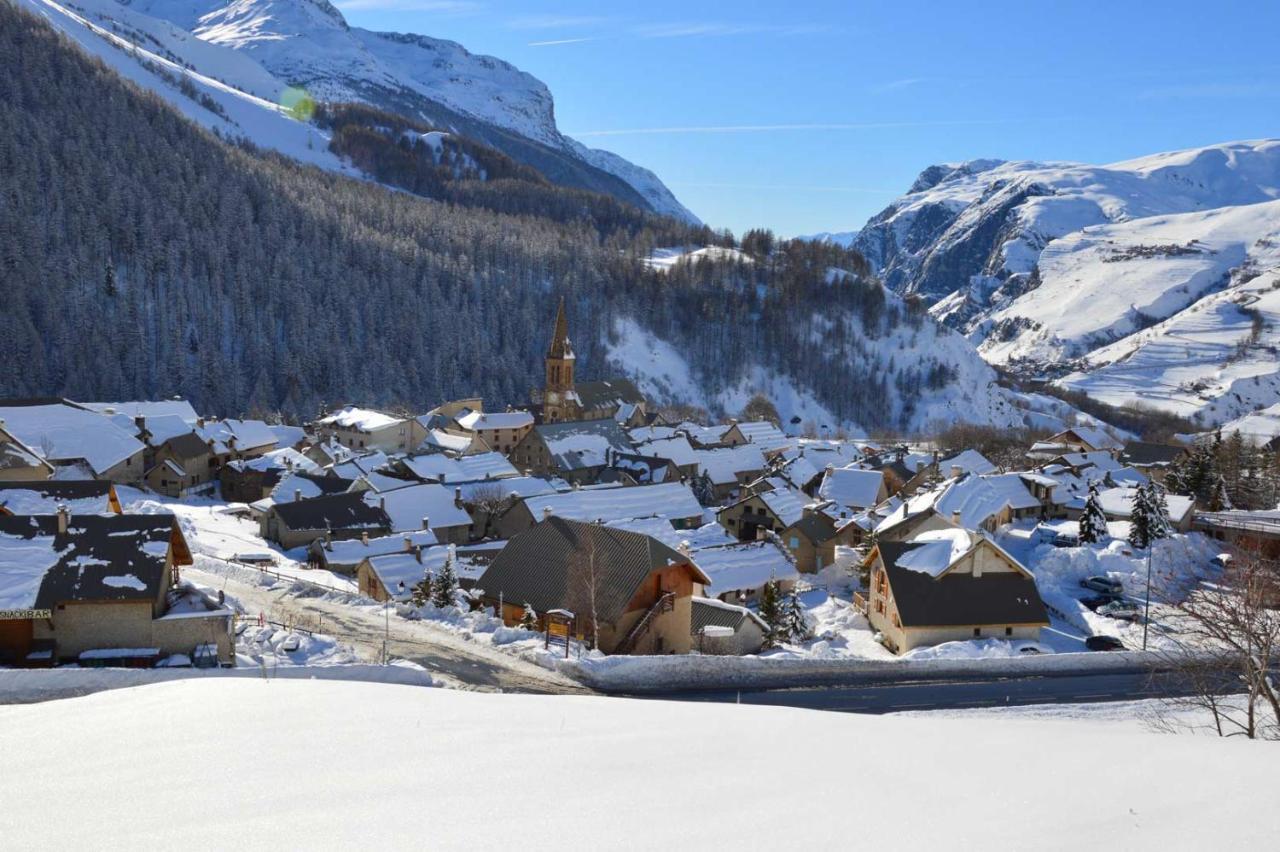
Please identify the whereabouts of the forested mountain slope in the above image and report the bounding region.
[0,3,1083,435]
[15,0,696,221]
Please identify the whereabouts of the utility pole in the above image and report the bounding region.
[1142,545,1153,650]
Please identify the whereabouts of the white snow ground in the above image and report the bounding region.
[1,678,1275,849]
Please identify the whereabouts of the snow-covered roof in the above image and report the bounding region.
[777,453,822,491]
[400,451,518,484]
[695,445,766,486]
[321,529,438,566]
[0,401,144,475]
[456,476,556,503]
[628,425,678,443]
[678,421,731,446]
[140,415,197,447]
[527,482,703,525]
[330,451,391,480]
[419,429,475,454]
[877,472,1038,534]
[456,410,534,431]
[818,468,885,511]
[537,420,634,472]
[691,541,798,597]
[939,449,997,476]
[633,435,698,469]
[757,487,807,528]
[197,419,278,454]
[1064,426,1121,451]
[895,529,973,578]
[230,448,319,475]
[1094,487,1194,524]
[80,399,199,424]
[732,420,790,449]
[365,483,473,532]
[605,518,735,551]
[268,424,307,449]
[272,472,351,503]
[318,406,404,432]
[0,482,115,516]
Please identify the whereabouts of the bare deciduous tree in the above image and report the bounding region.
[564,527,602,650]
[1148,546,1280,740]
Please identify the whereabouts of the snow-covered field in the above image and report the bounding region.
[1,678,1274,849]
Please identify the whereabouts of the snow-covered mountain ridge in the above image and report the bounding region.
[845,138,1280,433]
[20,0,697,221]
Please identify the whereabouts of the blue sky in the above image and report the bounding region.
[336,0,1280,237]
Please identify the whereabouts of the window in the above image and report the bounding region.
[789,537,799,549]
[1005,627,1013,637]
[973,628,981,637]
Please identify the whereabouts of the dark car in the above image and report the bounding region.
[1080,594,1113,611]
[1080,576,1123,596]
[1086,635,1125,652]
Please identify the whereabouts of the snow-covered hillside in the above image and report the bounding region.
[18,0,697,221]
[2,678,1276,847]
[843,139,1280,432]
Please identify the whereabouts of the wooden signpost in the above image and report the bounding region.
[544,608,575,658]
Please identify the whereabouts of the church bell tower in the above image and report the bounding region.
[543,297,578,422]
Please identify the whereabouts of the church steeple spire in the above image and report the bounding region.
[547,296,574,360]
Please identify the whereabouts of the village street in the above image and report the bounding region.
[186,562,590,695]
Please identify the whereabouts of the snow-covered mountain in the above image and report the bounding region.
[19,0,697,221]
[845,139,1280,432]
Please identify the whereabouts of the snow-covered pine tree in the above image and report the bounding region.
[783,588,811,643]
[693,471,717,506]
[1149,481,1172,541]
[757,579,784,648]
[1208,474,1233,512]
[1129,483,1154,549]
[431,554,458,609]
[1078,483,1108,544]
[410,572,432,607]
[519,602,537,631]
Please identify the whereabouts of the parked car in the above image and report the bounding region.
[1085,635,1125,652]
[1052,531,1080,548]
[1098,600,1142,621]
[1080,595,1113,611]
[1211,553,1232,569]
[1080,576,1123,596]
[1016,642,1047,655]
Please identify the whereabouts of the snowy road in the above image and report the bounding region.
[187,564,590,695]
[636,670,1213,714]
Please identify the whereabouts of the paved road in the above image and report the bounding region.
[636,671,1194,714]
[189,562,590,695]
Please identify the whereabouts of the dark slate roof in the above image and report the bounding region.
[574,379,645,410]
[611,453,674,484]
[690,597,767,634]
[0,480,112,501]
[271,491,391,532]
[478,517,708,624]
[878,540,1049,629]
[534,418,634,472]
[786,511,838,544]
[163,431,211,460]
[1120,441,1186,467]
[0,514,186,608]
[298,472,354,496]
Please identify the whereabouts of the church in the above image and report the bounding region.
[532,298,649,425]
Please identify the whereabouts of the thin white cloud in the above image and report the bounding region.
[634,21,830,39]
[528,37,595,47]
[570,118,1029,138]
[869,77,925,94]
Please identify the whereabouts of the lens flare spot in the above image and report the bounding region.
[280,87,316,122]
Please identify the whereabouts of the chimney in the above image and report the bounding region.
[951,510,962,526]
[56,504,69,535]
[324,529,332,548]
[361,531,369,545]
[403,536,413,552]
[678,540,691,558]
[294,489,302,503]
[422,516,430,531]
[380,497,386,511]
[454,487,463,509]
[542,506,552,521]
[950,465,963,479]
[134,415,146,434]
[413,546,422,564]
